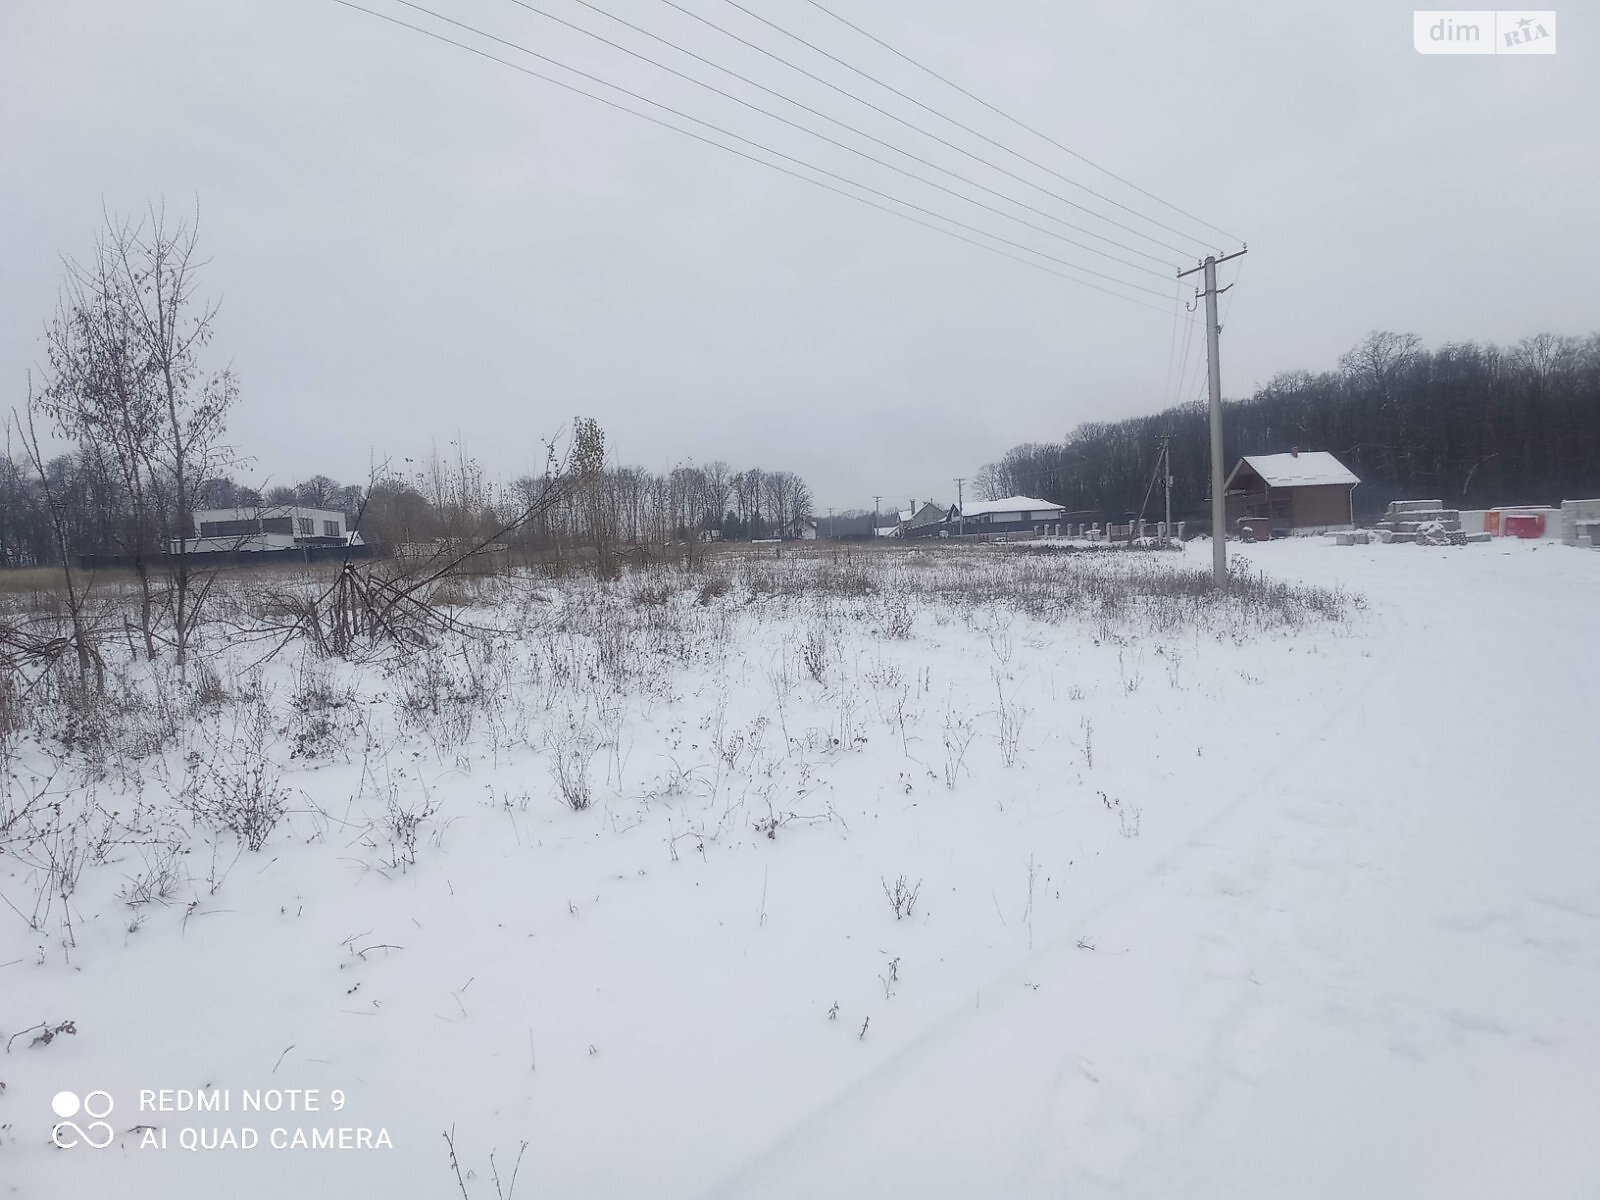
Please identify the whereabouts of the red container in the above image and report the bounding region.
[1503,513,1545,539]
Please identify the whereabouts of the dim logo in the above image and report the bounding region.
[1413,10,1556,54]
[51,1090,115,1149]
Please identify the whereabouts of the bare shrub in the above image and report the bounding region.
[0,770,53,854]
[881,874,922,920]
[993,671,1027,768]
[695,577,731,606]
[288,659,361,761]
[185,704,290,852]
[187,660,230,713]
[119,841,188,908]
[187,758,289,853]
[629,581,672,608]
[0,669,23,747]
[443,1125,528,1200]
[881,594,914,639]
[393,650,477,752]
[801,624,830,683]
[942,714,976,789]
[381,788,439,871]
[548,729,596,812]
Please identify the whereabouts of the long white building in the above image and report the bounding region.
[172,506,362,554]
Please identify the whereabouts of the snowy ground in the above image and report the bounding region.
[2,539,1597,1198]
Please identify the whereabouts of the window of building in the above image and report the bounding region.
[261,517,293,535]
[297,518,314,536]
[199,518,261,538]
[323,520,341,538]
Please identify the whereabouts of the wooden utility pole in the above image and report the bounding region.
[954,477,965,537]
[1177,246,1247,587]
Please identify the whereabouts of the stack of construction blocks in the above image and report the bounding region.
[1369,500,1491,546]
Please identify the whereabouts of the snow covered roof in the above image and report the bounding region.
[958,495,1065,517]
[193,505,347,522]
[1228,452,1358,488]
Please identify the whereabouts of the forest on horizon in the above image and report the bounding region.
[978,330,1600,523]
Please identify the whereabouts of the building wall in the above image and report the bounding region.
[1289,485,1354,527]
[1226,483,1351,528]
[1225,481,1277,525]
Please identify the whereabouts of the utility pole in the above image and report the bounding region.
[1164,439,1174,546]
[873,495,881,539]
[954,477,965,537]
[1177,247,1247,587]
[1158,435,1184,547]
[827,507,834,540]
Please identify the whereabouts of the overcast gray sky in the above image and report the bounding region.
[3,0,1595,511]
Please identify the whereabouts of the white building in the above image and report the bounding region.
[948,496,1067,534]
[173,506,361,555]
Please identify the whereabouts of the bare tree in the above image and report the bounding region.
[295,474,340,508]
[39,205,239,666]
[14,397,103,684]
[702,460,732,531]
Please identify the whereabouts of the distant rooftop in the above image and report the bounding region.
[1232,452,1359,488]
[192,504,348,520]
[958,495,1064,518]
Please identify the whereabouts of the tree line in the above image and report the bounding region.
[978,330,1600,522]
[0,454,817,565]
[2,210,816,574]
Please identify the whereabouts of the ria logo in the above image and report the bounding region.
[1413,10,1557,54]
[51,1090,115,1149]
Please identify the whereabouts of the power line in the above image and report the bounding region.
[1162,283,1186,412]
[332,1,1172,310]
[711,0,1220,252]
[1173,298,1201,407]
[486,0,1177,277]
[798,0,1242,247]
[654,0,1203,261]
[399,0,1169,295]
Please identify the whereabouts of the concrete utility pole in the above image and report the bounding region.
[827,507,834,539]
[954,477,965,537]
[873,495,881,538]
[1178,246,1247,587]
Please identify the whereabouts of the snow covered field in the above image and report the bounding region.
[3,539,1597,1198]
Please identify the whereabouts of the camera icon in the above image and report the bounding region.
[51,1090,115,1149]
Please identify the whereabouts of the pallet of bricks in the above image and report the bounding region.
[1563,499,1600,549]
[1369,500,1489,546]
